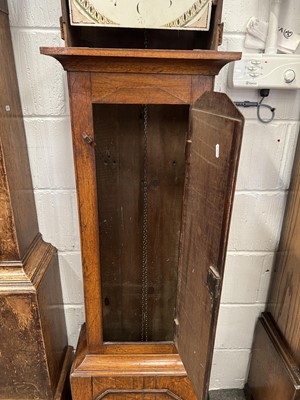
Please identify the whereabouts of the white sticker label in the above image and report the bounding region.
[216,144,220,158]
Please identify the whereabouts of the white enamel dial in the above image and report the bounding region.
[70,0,212,31]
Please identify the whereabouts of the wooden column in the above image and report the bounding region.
[0,3,72,399]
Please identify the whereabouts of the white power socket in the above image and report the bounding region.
[228,54,300,90]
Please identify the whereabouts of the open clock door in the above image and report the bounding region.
[175,92,244,399]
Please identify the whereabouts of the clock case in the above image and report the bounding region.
[42,1,244,399]
[0,3,72,399]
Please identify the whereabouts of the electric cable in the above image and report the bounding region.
[234,89,276,123]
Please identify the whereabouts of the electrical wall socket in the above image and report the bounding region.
[228,54,300,90]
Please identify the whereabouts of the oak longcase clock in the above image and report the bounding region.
[41,1,244,399]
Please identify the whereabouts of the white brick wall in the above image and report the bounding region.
[211,0,300,390]
[7,0,300,391]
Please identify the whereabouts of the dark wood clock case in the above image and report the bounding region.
[0,2,72,399]
[41,1,244,399]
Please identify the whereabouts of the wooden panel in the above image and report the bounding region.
[91,74,192,105]
[0,138,19,260]
[267,135,300,364]
[68,72,102,351]
[71,376,92,400]
[93,376,196,400]
[54,346,73,400]
[176,92,244,400]
[37,252,68,394]
[0,293,51,399]
[0,0,8,14]
[64,27,208,50]
[94,104,188,342]
[94,104,143,342]
[191,76,214,104]
[147,105,188,341]
[0,11,39,262]
[247,314,300,400]
[92,74,213,105]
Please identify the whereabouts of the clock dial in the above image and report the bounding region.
[69,0,212,31]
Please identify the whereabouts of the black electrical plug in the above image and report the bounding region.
[260,89,270,97]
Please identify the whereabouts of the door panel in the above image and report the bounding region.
[175,92,244,399]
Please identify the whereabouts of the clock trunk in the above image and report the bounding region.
[41,1,244,398]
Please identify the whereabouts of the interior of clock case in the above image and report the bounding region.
[60,0,223,343]
[94,104,189,342]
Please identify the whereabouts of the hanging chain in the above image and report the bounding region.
[141,104,149,342]
[141,30,149,342]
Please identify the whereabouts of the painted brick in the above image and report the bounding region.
[24,117,75,189]
[236,121,299,190]
[222,0,260,33]
[256,261,274,304]
[219,33,249,53]
[10,29,67,116]
[34,190,80,252]
[8,0,61,28]
[64,306,85,348]
[214,305,265,349]
[58,252,84,305]
[280,0,300,32]
[210,350,251,390]
[221,253,274,304]
[222,0,295,34]
[228,192,287,251]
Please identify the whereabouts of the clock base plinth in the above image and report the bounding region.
[0,237,72,400]
[70,325,198,400]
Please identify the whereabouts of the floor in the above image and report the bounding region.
[209,389,246,400]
